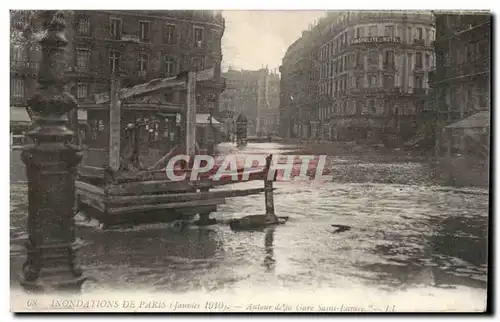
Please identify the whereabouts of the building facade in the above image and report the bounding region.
[10,10,226,144]
[220,67,280,137]
[280,11,436,145]
[279,27,321,139]
[429,11,490,187]
[430,11,490,156]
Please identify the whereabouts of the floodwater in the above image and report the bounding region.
[10,143,489,312]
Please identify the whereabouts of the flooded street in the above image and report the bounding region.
[10,143,488,311]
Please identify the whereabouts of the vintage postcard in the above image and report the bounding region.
[9,8,490,313]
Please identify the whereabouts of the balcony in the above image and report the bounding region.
[413,64,425,73]
[10,61,39,75]
[352,63,364,71]
[412,88,427,96]
[121,34,140,43]
[348,87,402,96]
[383,62,396,71]
[350,36,401,46]
[413,39,426,46]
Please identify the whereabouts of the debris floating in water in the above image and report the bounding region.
[331,224,351,234]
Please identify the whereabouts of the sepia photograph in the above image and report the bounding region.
[8,5,491,314]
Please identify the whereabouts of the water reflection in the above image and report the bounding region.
[10,142,488,295]
[262,226,276,273]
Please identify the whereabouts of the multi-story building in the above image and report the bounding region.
[280,11,436,145]
[10,10,225,145]
[279,27,321,139]
[430,11,490,157]
[429,11,490,187]
[316,11,436,145]
[259,71,280,136]
[220,67,280,137]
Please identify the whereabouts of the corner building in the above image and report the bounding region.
[316,11,435,145]
[11,10,225,147]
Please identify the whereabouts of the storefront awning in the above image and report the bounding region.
[10,106,31,124]
[445,111,490,130]
[11,107,88,124]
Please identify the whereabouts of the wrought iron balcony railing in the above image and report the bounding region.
[350,36,401,45]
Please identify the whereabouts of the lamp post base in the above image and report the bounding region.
[20,276,87,294]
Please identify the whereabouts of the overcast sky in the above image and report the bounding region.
[221,10,326,72]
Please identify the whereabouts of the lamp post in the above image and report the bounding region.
[20,10,86,293]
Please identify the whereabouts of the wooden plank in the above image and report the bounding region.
[186,71,196,157]
[108,187,270,206]
[78,166,105,178]
[107,180,196,196]
[109,76,121,172]
[107,198,226,215]
[113,168,187,182]
[77,192,107,213]
[93,76,185,104]
[75,181,106,196]
[149,145,178,170]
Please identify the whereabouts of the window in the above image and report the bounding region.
[11,45,25,63]
[110,18,122,40]
[76,49,91,71]
[77,17,90,36]
[425,54,430,68]
[11,79,24,99]
[407,27,412,42]
[384,50,394,65]
[77,83,88,99]
[415,76,423,89]
[164,55,176,77]
[194,26,204,47]
[415,52,423,68]
[383,75,394,88]
[109,51,121,73]
[369,100,376,113]
[355,27,362,38]
[138,53,149,72]
[425,28,430,43]
[140,21,151,42]
[192,56,205,71]
[384,25,394,37]
[368,51,378,65]
[355,76,363,88]
[355,53,363,67]
[369,25,377,37]
[356,101,362,114]
[416,28,423,40]
[368,75,378,87]
[164,24,176,44]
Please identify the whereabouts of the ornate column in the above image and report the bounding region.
[20,10,86,293]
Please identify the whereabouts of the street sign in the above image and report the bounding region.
[196,67,215,82]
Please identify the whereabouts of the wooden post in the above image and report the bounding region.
[264,154,276,219]
[68,108,79,146]
[109,76,121,172]
[186,71,197,160]
[21,10,86,293]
